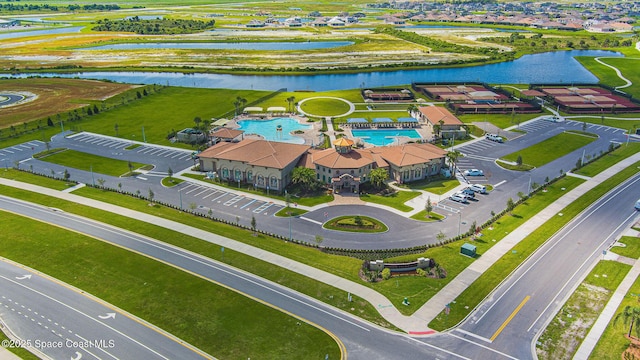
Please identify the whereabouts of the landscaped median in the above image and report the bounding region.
[498,131,597,171]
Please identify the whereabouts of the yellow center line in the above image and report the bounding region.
[490,295,531,342]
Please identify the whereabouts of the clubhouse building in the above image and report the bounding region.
[198,137,447,193]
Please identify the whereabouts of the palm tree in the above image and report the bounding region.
[614,306,640,338]
[447,150,462,175]
[286,96,296,113]
[233,96,247,117]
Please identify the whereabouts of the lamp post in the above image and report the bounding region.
[288,212,292,242]
[90,164,95,186]
[458,211,462,237]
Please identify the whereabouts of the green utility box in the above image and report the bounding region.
[461,243,477,258]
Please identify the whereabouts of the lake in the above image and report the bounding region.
[1,50,622,91]
[0,26,82,40]
[81,41,354,51]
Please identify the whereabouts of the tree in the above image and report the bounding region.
[425,196,433,218]
[47,117,54,127]
[189,202,197,211]
[193,116,202,129]
[286,96,296,113]
[233,96,247,117]
[582,121,587,132]
[314,235,324,246]
[148,188,155,204]
[506,197,515,214]
[97,178,106,188]
[436,230,446,244]
[167,167,173,180]
[369,168,389,189]
[291,167,318,192]
[127,160,133,173]
[250,215,257,235]
[285,192,291,210]
[63,169,70,181]
[117,182,122,192]
[93,104,99,114]
[447,150,462,175]
[516,155,523,166]
[469,220,477,236]
[614,306,640,338]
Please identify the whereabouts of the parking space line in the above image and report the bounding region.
[185,186,203,194]
[194,188,210,197]
[212,193,229,202]
[253,203,274,213]
[137,147,153,154]
[224,195,244,206]
[2,149,13,154]
[170,152,184,159]
[202,190,218,199]
[240,199,257,209]
[10,147,23,151]
[178,183,197,192]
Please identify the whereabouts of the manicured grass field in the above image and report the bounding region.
[38,149,147,177]
[359,190,420,212]
[500,132,597,168]
[458,112,546,130]
[403,177,461,195]
[536,260,631,360]
[0,211,340,360]
[410,210,445,222]
[299,98,352,117]
[609,236,640,259]
[0,168,75,190]
[577,56,640,99]
[325,215,388,233]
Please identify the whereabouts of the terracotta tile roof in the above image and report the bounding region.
[210,128,244,139]
[312,148,376,169]
[333,137,354,147]
[198,139,309,169]
[418,106,463,126]
[371,143,447,167]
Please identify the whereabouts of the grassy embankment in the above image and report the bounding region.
[0,210,340,360]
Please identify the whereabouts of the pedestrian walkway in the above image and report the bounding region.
[574,228,640,360]
[1,151,638,335]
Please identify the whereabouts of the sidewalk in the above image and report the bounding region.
[1,152,638,334]
[574,227,640,360]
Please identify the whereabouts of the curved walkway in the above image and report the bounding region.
[594,57,633,89]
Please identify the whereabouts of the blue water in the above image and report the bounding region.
[351,129,421,146]
[1,50,622,91]
[237,118,311,144]
[82,41,354,51]
[0,26,82,40]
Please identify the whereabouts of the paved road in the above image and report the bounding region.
[421,172,640,359]
[0,256,208,360]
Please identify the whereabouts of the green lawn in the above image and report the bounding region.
[609,236,640,259]
[575,143,640,177]
[325,215,388,233]
[0,168,76,190]
[501,132,597,168]
[537,260,631,360]
[590,273,640,359]
[429,160,640,330]
[359,190,420,212]
[299,98,352,117]
[410,210,445,222]
[577,56,640,99]
[37,149,147,177]
[0,211,340,360]
[401,177,461,195]
[458,112,546,130]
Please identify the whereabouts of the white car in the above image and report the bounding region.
[485,133,504,143]
[470,184,487,194]
[464,169,484,176]
[635,198,640,211]
[450,193,468,203]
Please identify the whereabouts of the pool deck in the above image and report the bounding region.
[226,113,435,147]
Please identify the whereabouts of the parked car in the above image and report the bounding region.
[464,169,484,176]
[450,193,468,203]
[485,133,504,143]
[470,184,487,194]
[461,187,476,198]
[635,198,640,211]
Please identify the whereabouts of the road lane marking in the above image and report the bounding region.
[454,328,492,343]
[490,295,530,342]
[300,216,323,225]
[449,333,518,359]
[493,180,507,188]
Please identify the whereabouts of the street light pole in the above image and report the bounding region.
[289,214,292,242]
[458,211,462,237]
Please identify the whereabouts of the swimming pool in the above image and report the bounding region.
[237,118,311,144]
[351,129,422,146]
